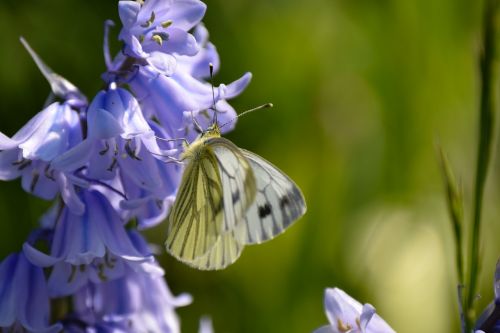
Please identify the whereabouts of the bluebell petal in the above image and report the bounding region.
[121,33,148,59]
[360,304,376,331]
[21,163,59,200]
[183,42,219,79]
[0,103,59,150]
[51,139,94,172]
[88,108,124,140]
[18,103,77,161]
[324,288,361,328]
[23,243,60,268]
[118,1,141,29]
[51,201,106,265]
[15,254,58,332]
[48,262,89,297]
[56,173,86,215]
[0,149,23,180]
[220,72,252,99]
[147,52,177,76]
[312,326,335,333]
[158,29,199,56]
[166,0,206,31]
[0,132,17,150]
[0,254,19,327]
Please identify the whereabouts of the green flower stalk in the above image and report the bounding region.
[467,0,500,329]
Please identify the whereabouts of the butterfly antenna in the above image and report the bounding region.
[190,110,204,133]
[209,63,218,126]
[220,103,274,130]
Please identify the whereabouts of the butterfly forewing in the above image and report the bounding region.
[235,149,307,244]
[208,138,257,232]
[165,148,223,264]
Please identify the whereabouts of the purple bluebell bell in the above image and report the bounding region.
[0,252,62,333]
[314,288,395,333]
[68,263,191,333]
[0,101,87,214]
[23,190,155,296]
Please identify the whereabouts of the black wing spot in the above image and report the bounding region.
[232,190,240,203]
[279,196,291,209]
[258,203,272,218]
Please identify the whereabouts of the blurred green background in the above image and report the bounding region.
[1,0,500,332]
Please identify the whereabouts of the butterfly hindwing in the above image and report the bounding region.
[236,149,307,244]
[190,231,244,270]
[165,147,223,264]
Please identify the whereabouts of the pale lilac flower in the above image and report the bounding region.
[475,260,500,332]
[199,317,214,333]
[314,288,395,333]
[0,252,62,333]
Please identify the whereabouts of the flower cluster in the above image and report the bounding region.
[0,0,249,331]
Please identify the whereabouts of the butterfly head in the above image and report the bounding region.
[200,122,222,139]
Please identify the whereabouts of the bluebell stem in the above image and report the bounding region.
[0,0,251,331]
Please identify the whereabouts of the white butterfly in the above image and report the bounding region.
[164,118,306,270]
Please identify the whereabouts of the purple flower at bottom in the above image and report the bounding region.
[314,288,395,333]
[67,264,191,333]
[0,252,62,333]
[476,260,500,332]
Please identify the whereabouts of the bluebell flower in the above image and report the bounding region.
[314,288,395,333]
[23,190,155,296]
[67,263,191,333]
[118,0,206,75]
[475,260,500,332]
[0,101,87,213]
[0,252,62,333]
[52,85,165,173]
[0,40,89,214]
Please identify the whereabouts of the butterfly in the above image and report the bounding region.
[164,116,306,270]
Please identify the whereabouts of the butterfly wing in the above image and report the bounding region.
[208,137,257,232]
[236,149,306,244]
[190,230,244,270]
[165,147,223,265]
